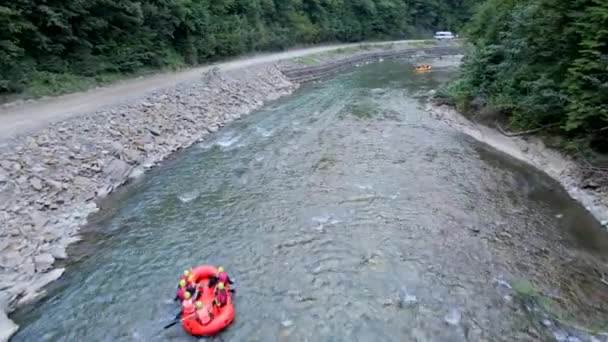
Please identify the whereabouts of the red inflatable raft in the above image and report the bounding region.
[181,265,234,336]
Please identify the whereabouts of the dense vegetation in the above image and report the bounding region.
[447,0,608,152]
[1,0,476,97]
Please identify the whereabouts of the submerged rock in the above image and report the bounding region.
[397,287,418,308]
[444,308,461,326]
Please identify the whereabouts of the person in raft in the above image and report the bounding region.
[208,266,234,287]
[181,291,196,316]
[179,269,193,285]
[214,282,229,307]
[175,279,188,301]
[194,300,214,325]
[175,268,207,301]
[175,279,202,302]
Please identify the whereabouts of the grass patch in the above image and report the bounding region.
[5,53,187,101]
[512,279,542,301]
[291,44,377,65]
[511,278,608,335]
[409,40,439,47]
[292,56,320,65]
[21,71,151,99]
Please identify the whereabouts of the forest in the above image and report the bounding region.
[4,1,605,151]
[447,0,608,151]
[0,0,476,97]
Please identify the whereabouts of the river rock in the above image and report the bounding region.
[0,310,18,342]
[49,245,67,260]
[582,179,600,190]
[0,160,12,171]
[553,331,568,342]
[72,176,91,188]
[34,253,55,272]
[105,158,131,183]
[17,268,65,307]
[29,177,43,191]
[45,178,64,190]
[146,127,161,136]
[444,308,461,326]
[281,320,294,328]
[398,287,418,307]
[0,169,8,184]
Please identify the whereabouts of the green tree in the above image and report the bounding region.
[453,0,608,150]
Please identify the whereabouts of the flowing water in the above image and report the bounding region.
[11,61,608,341]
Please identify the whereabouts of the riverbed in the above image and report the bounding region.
[11,60,608,341]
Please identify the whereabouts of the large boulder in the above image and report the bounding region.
[105,158,131,185]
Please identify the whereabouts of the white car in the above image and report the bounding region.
[434,31,456,40]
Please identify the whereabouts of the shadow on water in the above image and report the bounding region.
[11,60,608,341]
[475,145,608,255]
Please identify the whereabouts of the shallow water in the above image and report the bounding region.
[12,61,608,341]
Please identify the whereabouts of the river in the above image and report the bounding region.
[11,60,608,341]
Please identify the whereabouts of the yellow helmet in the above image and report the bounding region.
[195,301,203,309]
[217,266,224,273]
[217,282,225,290]
[183,270,191,277]
[179,279,186,288]
[188,275,195,282]
[184,291,191,299]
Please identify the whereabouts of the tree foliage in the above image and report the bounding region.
[454,0,608,150]
[0,0,476,96]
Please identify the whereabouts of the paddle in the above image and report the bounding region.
[163,312,197,330]
[166,283,206,329]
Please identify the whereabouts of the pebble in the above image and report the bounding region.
[0,169,7,183]
[29,177,43,191]
[0,160,12,170]
[553,331,568,342]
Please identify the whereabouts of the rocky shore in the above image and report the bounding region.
[0,64,296,340]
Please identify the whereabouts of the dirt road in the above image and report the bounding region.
[0,41,412,140]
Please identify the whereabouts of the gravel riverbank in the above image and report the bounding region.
[425,103,608,228]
